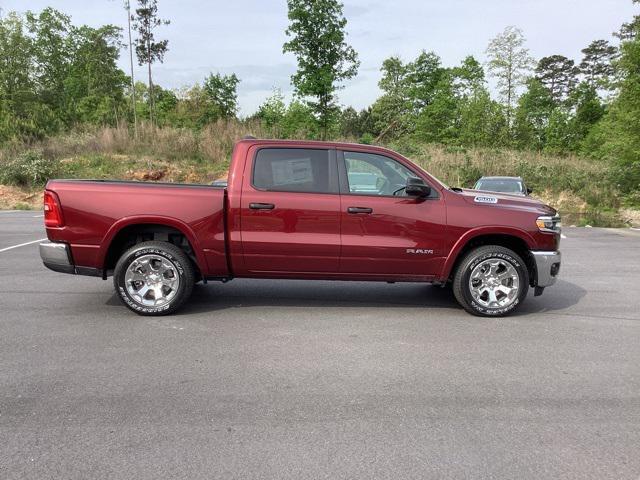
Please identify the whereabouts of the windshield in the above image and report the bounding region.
[475,179,523,194]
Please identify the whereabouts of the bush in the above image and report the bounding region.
[359,133,374,145]
[0,150,60,187]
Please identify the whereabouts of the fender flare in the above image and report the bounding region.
[439,226,536,280]
[97,215,207,272]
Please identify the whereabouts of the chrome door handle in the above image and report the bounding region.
[347,207,373,214]
[250,203,275,210]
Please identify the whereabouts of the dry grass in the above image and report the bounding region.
[409,144,606,188]
[25,120,267,164]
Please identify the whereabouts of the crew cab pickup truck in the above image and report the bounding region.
[40,139,561,317]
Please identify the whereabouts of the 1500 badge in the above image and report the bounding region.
[474,195,498,204]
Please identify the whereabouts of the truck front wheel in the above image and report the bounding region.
[113,241,195,316]
[452,245,529,317]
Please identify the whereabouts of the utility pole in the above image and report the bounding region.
[125,0,138,136]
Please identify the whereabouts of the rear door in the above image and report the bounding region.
[338,150,446,278]
[240,146,341,274]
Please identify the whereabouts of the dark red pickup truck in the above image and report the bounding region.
[40,139,561,317]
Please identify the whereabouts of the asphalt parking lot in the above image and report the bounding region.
[1,210,639,480]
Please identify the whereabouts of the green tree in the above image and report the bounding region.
[131,0,169,125]
[535,55,578,103]
[372,51,446,141]
[458,90,508,147]
[414,71,458,144]
[281,100,318,139]
[0,8,129,139]
[339,106,358,138]
[405,50,445,112]
[378,56,408,96]
[568,82,605,149]
[369,56,410,139]
[257,88,287,135]
[596,1,640,196]
[452,55,485,97]
[202,72,240,122]
[339,106,373,140]
[579,40,617,90]
[152,85,177,125]
[616,1,640,40]
[168,84,207,128]
[65,25,128,125]
[514,78,555,149]
[413,56,507,147]
[544,108,574,153]
[26,8,74,124]
[486,26,535,126]
[283,0,360,139]
[0,12,38,140]
[452,57,508,147]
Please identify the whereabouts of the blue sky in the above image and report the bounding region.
[2,0,636,115]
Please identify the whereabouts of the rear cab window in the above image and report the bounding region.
[252,148,338,194]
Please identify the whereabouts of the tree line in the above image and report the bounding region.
[0,0,638,194]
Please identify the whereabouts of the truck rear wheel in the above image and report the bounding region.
[452,245,529,317]
[113,241,194,316]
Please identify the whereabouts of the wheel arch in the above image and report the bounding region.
[98,216,206,278]
[441,228,536,285]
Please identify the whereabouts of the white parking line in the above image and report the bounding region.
[0,238,47,253]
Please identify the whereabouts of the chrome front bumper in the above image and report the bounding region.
[531,250,561,287]
[40,241,74,274]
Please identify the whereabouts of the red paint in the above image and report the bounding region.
[44,139,560,282]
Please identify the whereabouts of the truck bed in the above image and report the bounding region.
[45,179,228,277]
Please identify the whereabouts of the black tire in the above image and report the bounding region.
[452,245,529,317]
[113,241,195,316]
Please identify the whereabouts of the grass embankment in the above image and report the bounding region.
[0,122,636,227]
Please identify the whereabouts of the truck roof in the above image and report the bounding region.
[236,138,399,156]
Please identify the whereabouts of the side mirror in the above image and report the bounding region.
[526,187,533,195]
[405,177,431,197]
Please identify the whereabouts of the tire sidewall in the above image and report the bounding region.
[460,250,528,317]
[115,246,187,315]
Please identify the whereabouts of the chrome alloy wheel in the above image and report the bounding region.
[124,254,180,307]
[468,258,520,309]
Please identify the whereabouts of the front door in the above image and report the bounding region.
[338,150,446,278]
[240,147,341,274]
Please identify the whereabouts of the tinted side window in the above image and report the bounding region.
[253,148,336,193]
[343,151,416,196]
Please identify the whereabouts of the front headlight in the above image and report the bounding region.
[536,215,562,233]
